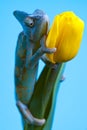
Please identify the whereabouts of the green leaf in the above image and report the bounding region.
[24,63,65,130]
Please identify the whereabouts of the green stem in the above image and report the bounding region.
[24,63,65,130]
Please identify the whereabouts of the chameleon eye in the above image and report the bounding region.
[24,17,34,27]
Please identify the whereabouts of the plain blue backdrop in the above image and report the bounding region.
[0,0,87,130]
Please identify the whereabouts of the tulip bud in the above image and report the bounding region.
[46,11,84,63]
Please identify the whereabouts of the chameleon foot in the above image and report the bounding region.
[40,35,56,54]
[16,100,45,126]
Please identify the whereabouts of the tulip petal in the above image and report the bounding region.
[46,11,84,63]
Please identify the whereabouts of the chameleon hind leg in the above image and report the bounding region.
[16,100,45,126]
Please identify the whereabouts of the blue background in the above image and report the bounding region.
[0,0,87,130]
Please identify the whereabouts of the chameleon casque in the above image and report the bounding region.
[13,9,56,126]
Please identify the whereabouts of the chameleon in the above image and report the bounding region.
[13,9,56,126]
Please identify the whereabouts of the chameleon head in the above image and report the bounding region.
[13,9,49,42]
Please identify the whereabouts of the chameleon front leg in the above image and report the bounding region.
[25,35,56,69]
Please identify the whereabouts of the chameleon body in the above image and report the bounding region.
[13,9,56,126]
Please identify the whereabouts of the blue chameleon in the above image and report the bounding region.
[13,9,56,126]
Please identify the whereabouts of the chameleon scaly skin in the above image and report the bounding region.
[13,9,56,126]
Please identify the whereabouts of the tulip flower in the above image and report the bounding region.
[46,11,84,63]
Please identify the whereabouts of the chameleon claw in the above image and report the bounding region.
[16,101,45,126]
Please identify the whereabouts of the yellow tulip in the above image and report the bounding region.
[46,11,84,63]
